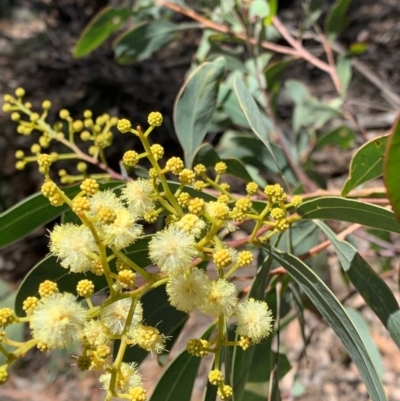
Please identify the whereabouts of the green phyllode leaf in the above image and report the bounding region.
[345,308,384,378]
[324,0,351,42]
[0,181,122,249]
[315,125,356,150]
[114,21,200,64]
[233,78,287,187]
[342,134,388,196]
[149,325,215,401]
[265,246,388,401]
[316,221,400,348]
[384,113,400,222]
[74,7,133,58]
[174,57,226,166]
[298,197,400,234]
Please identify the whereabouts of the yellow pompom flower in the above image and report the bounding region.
[129,324,167,354]
[166,268,211,312]
[83,319,110,347]
[121,179,155,218]
[149,226,198,275]
[99,362,142,394]
[100,298,143,336]
[30,292,87,349]
[235,298,273,344]
[49,223,98,273]
[174,213,206,237]
[200,279,238,318]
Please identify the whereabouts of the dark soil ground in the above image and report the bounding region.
[0,0,399,400]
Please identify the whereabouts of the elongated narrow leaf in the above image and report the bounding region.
[203,381,218,401]
[74,7,132,57]
[149,325,215,401]
[265,246,387,401]
[316,221,400,348]
[384,113,400,222]
[324,0,351,42]
[114,21,200,64]
[342,135,388,196]
[315,125,356,150]
[0,181,122,249]
[345,308,384,378]
[297,197,400,233]
[233,78,287,187]
[174,57,226,166]
[231,255,273,401]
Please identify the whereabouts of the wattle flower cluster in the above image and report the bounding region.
[0,89,304,401]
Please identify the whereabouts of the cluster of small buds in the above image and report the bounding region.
[98,206,117,224]
[0,308,16,327]
[215,161,227,175]
[208,369,224,385]
[213,249,233,268]
[38,280,58,297]
[147,111,163,127]
[179,168,196,184]
[177,192,191,207]
[188,197,206,215]
[246,181,259,195]
[218,194,230,204]
[265,183,287,202]
[0,366,8,384]
[237,250,253,267]
[239,335,253,350]
[41,180,57,198]
[122,150,139,167]
[235,198,252,212]
[80,178,99,196]
[117,270,136,289]
[76,279,95,297]
[218,384,233,400]
[270,207,285,220]
[22,296,39,315]
[72,197,91,214]
[186,338,210,357]
[193,180,206,191]
[128,387,147,401]
[77,354,92,371]
[165,157,184,174]
[150,144,164,160]
[194,163,207,176]
[291,195,303,207]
